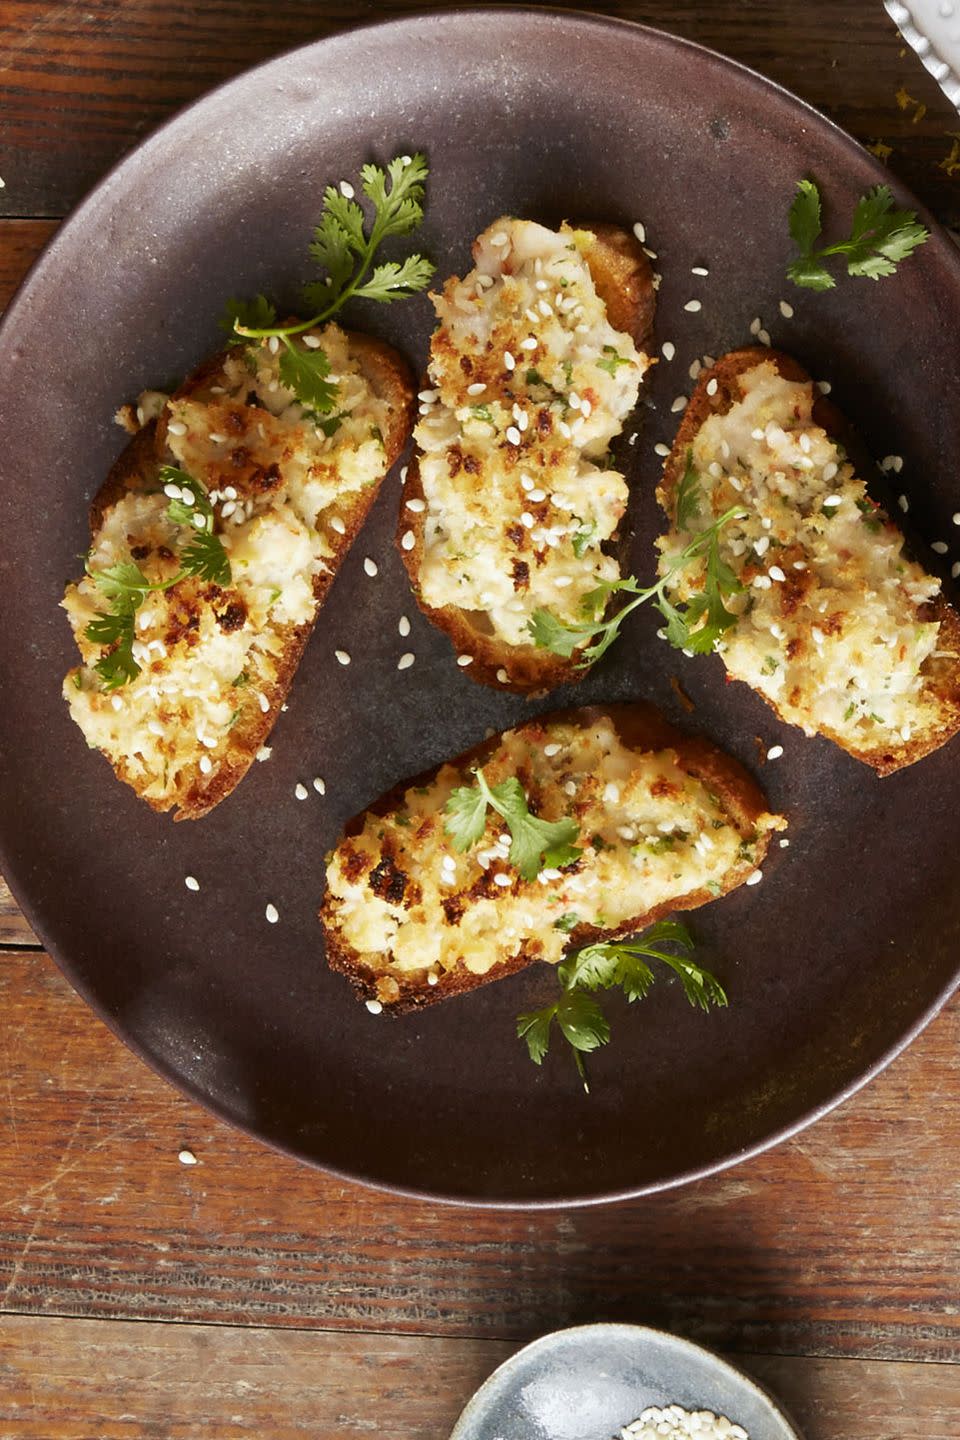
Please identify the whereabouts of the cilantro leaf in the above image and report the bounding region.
[179,529,232,585]
[278,339,337,413]
[555,990,610,1053]
[572,522,596,559]
[352,255,436,304]
[786,179,928,290]
[675,450,702,531]
[444,782,491,852]
[220,294,277,341]
[443,768,581,881]
[597,345,632,377]
[93,627,140,690]
[517,1004,557,1065]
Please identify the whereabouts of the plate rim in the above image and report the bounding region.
[1,4,958,1208]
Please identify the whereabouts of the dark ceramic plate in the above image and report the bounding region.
[2,9,959,1207]
[449,1324,802,1440]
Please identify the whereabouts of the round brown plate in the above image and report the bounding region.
[1,9,958,1207]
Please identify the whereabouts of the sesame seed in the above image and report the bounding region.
[313,777,326,794]
[418,387,439,402]
[706,378,718,396]
[506,425,522,445]
[365,999,383,1015]
[330,517,346,535]
[628,432,638,446]
[689,360,702,381]
[457,654,474,667]
[503,351,515,371]
[603,782,621,804]
[758,328,772,347]
[882,454,904,473]
[554,576,573,587]
[167,420,187,436]
[558,421,572,438]
[654,442,670,457]
[752,575,772,590]
[520,512,535,528]
[199,755,212,775]
[256,747,272,762]
[400,465,408,482]
[427,971,439,986]
[178,1149,198,1166]
[564,781,577,796]
[954,563,960,579]
[754,536,770,556]
[898,494,909,513]
[302,334,322,349]
[267,335,280,355]
[490,230,508,246]
[265,903,279,924]
[684,299,702,313]
[670,395,688,413]
[496,668,509,683]
[749,317,762,336]
[632,221,646,243]
[932,540,949,554]
[544,743,562,756]
[163,482,183,500]
[691,265,709,277]
[257,691,270,713]
[184,875,200,892]
[397,652,415,670]
[661,341,675,361]
[339,179,354,198]
[401,530,415,551]
[363,557,378,577]
[568,391,582,410]
[824,494,842,507]
[467,382,486,395]
[779,299,794,318]
[769,565,786,582]
[398,615,411,638]
[767,745,784,760]
[746,870,763,886]
[493,873,511,888]
[294,782,308,800]
[405,497,426,513]
[520,336,538,352]
[335,650,351,665]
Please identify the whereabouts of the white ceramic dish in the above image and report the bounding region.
[885,0,960,108]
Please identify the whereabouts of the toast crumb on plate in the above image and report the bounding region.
[657,347,960,774]
[62,323,414,819]
[399,217,656,693]
[321,703,785,1012]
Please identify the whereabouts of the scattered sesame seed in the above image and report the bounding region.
[257,691,270,713]
[398,616,411,638]
[563,780,577,796]
[503,350,516,371]
[954,563,960,580]
[691,265,709,276]
[683,299,702,313]
[706,378,718,396]
[824,494,842,507]
[688,360,702,381]
[418,387,439,403]
[330,516,346,535]
[313,777,326,794]
[184,875,200,892]
[405,497,426,514]
[758,328,772,347]
[520,512,535,528]
[302,334,322,349]
[767,745,784,760]
[400,465,408,482]
[265,903,279,924]
[779,299,794,318]
[267,335,280,355]
[178,1149,198,1166]
[397,652,415,670]
[334,650,351,666]
[898,494,909,513]
[490,230,508,246]
[520,336,538,351]
[400,530,415,551]
[654,442,670,457]
[467,382,486,395]
[457,654,474,667]
[643,246,658,260]
[932,540,949,554]
[544,743,562,757]
[768,565,786,582]
[670,395,688,413]
[366,999,383,1015]
[493,873,511,888]
[167,420,187,436]
[163,482,183,500]
[628,432,638,446]
[427,971,439,986]
[661,341,676,361]
[363,557,378,577]
[199,755,213,775]
[746,870,763,886]
[632,221,646,243]
[496,668,509,683]
[506,425,522,445]
[339,179,355,198]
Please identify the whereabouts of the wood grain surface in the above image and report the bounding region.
[1,2,958,1431]
[0,1315,956,1439]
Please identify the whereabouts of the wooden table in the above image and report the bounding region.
[1,3,958,1434]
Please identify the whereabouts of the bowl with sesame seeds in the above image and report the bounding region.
[2,8,960,1203]
[449,1324,801,1440]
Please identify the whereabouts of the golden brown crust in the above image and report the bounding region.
[659,346,960,776]
[398,223,656,698]
[320,702,781,1013]
[86,333,415,821]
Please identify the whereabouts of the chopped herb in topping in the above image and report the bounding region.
[869,712,885,724]
[444,768,581,881]
[787,179,929,291]
[561,359,574,387]
[822,501,840,519]
[590,834,611,852]
[554,912,581,932]
[761,655,779,675]
[675,450,702,532]
[471,404,494,424]
[526,369,544,385]
[844,701,857,721]
[597,345,632,377]
[572,522,596,559]
[645,834,676,855]
[394,813,412,827]
[705,880,723,896]
[517,919,727,1087]
[232,670,250,688]
[737,839,756,862]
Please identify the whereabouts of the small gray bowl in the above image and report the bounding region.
[449,1324,803,1440]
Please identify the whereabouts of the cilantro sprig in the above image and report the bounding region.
[83,465,232,689]
[517,920,727,1087]
[787,180,929,291]
[444,768,581,881]
[528,457,746,664]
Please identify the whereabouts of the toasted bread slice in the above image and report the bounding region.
[321,703,785,1013]
[63,324,414,819]
[398,217,655,694]
[657,348,960,774]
